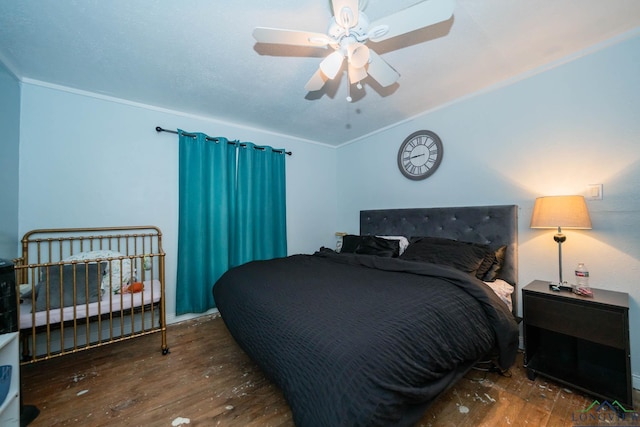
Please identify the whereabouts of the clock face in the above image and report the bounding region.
[397,130,443,180]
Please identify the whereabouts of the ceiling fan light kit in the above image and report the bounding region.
[253,0,455,101]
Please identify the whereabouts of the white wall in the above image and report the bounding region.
[17,83,337,323]
[336,35,640,386]
[0,62,21,260]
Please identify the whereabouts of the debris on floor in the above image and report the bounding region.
[172,416,191,426]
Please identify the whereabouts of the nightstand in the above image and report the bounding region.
[522,280,632,408]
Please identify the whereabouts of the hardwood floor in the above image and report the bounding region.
[21,313,639,427]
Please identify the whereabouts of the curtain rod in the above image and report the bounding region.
[155,126,292,156]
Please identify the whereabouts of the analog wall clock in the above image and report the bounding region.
[397,130,443,180]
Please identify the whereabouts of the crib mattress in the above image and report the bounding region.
[19,279,161,329]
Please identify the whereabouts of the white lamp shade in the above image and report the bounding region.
[348,43,370,69]
[530,195,592,229]
[319,51,345,79]
[348,63,368,84]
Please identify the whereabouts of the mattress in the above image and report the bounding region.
[19,279,162,329]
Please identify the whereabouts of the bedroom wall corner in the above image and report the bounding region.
[0,61,21,260]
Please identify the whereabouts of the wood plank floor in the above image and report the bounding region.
[21,313,639,427]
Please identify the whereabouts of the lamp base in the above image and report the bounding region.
[549,283,573,292]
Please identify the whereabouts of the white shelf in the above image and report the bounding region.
[0,332,19,426]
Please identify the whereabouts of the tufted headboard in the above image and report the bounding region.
[360,205,518,312]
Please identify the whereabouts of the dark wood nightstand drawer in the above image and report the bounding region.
[524,294,626,349]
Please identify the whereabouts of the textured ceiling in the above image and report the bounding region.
[1,0,639,146]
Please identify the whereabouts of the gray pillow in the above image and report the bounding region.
[35,263,105,311]
[341,235,400,257]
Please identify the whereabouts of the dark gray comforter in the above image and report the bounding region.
[213,251,519,427]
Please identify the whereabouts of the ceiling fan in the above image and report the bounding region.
[253,0,456,101]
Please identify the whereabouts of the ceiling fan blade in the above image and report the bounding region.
[368,0,455,42]
[348,63,368,84]
[367,50,400,87]
[332,0,360,29]
[253,27,333,47]
[319,51,345,79]
[305,68,328,91]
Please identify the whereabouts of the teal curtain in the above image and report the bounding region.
[176,131,235,314]
[231,143,287,267]
[176,131,287,315]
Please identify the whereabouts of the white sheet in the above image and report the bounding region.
[483,278,514,312]
[19,279,161,329]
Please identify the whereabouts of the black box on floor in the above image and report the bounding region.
[0,258,17,334]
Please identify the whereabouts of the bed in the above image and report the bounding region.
[14,226,168,364]
[213,205,520,426]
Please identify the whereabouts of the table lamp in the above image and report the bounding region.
[530,195,592,288]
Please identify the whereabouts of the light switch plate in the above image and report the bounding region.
[587,184,603,200]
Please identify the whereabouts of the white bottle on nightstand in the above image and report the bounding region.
[575,263,589,288]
